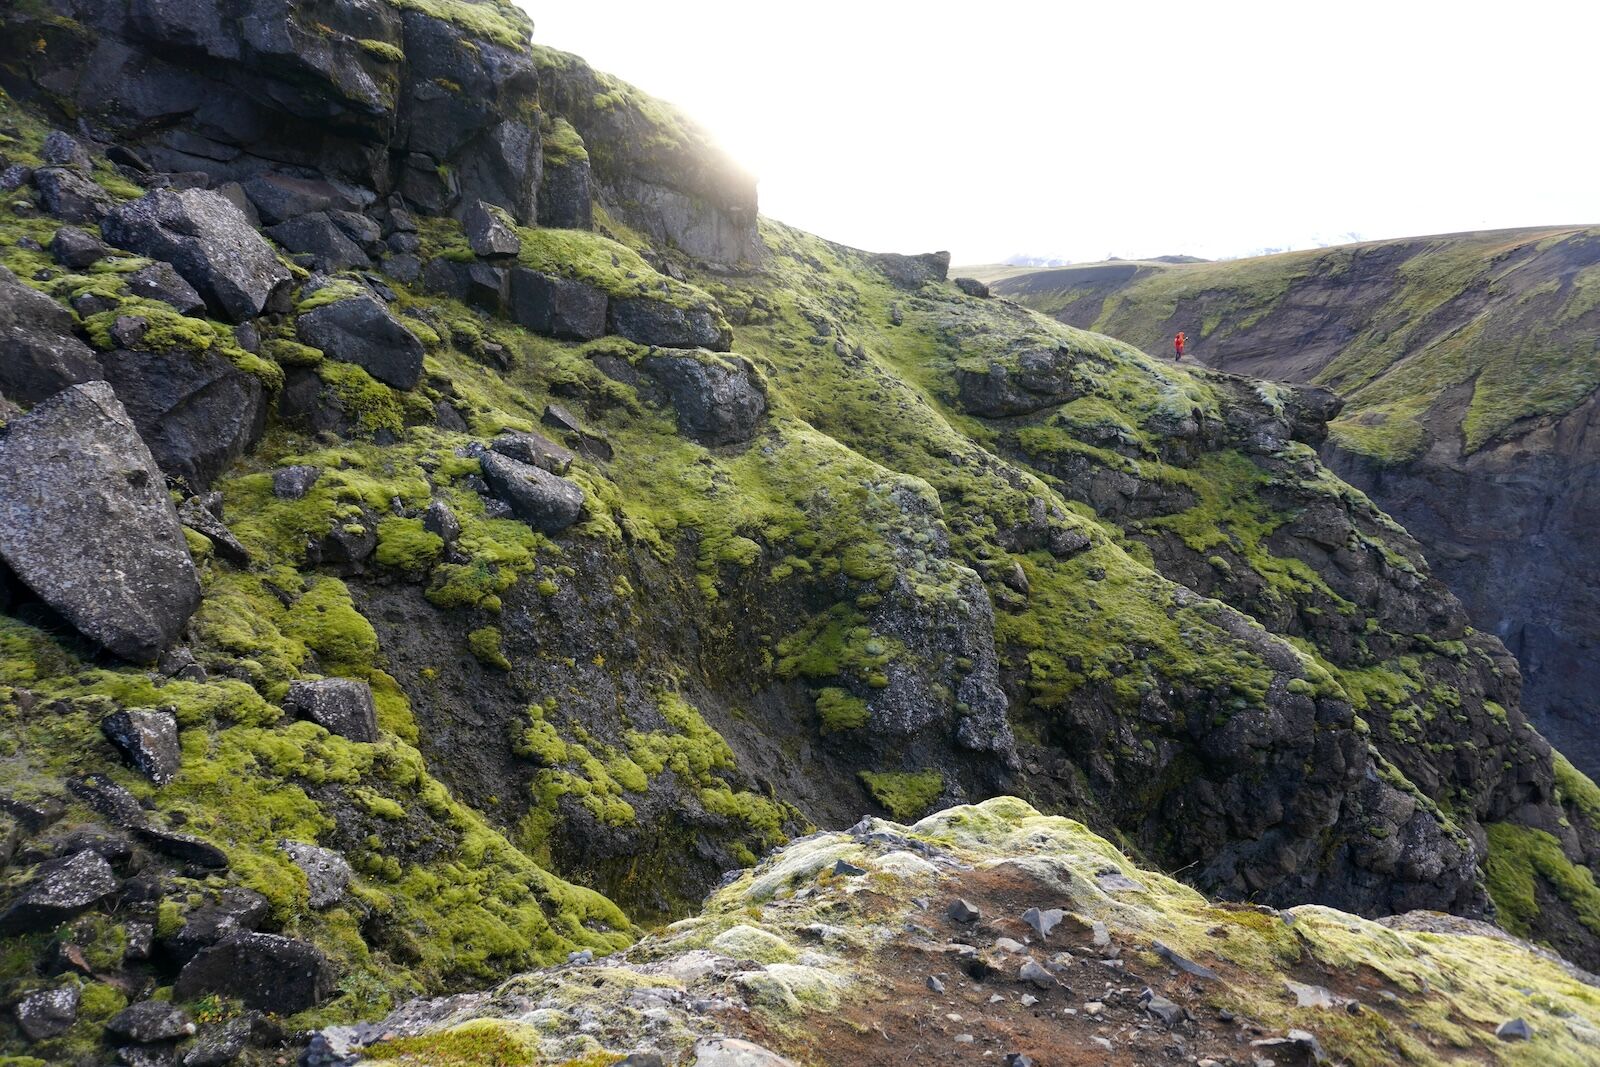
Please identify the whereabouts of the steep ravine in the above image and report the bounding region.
[0,3,1596,1064]
[992,229,1600,774]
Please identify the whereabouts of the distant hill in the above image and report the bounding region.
[996,226,1600,772]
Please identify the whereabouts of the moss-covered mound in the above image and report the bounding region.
[351,797,1600,1066]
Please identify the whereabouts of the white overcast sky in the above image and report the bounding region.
[528,1,1598,265]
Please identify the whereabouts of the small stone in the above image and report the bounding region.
[280,841,352,909]
[926,975,945,994]
[1142,991,1185,1027]
[126,921,154,960]
[1496,1017,1533,1041]
[1019,959,1055,989]
[1020,993,1038,1007]
[272,465,321,499]
[1091,920,1110,947]
[461,200,520,258]
[15,985,80,1040]
[1022,906,1064,939]
[107,1000,197,1043]
[616,1055,665,1067]
[947,898,981,924]
[422,500,461,544]
[1154,940,1220,981]
[953,1034,974,1044]
[51,225,108,268]
[284,679,378,743]
[1003,1055,1034,1067]
[135,826,229,869]
[832,858,867,877]
[994,936,1026,953]
[1091,1037,1113,1052]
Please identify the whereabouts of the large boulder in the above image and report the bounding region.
[100,346,267,491]
[241,173,368,227]
[873,251,951,289]
[284,679,379,743]
[608,298,731,351]
[102,188,291,322]
[0,850,119,934]
[461,199,520,258]
[478,451,585,533]
[0,264,103,405]
[0,383,200,662]
[14,985,79,1040]
[642,352,767,445]
[489,430,575,474]
[32,167,113,223]
[174,932,334,1013]
[296,294,425,390]
[507,268,606,341]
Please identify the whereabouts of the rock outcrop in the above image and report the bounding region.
[0,264,103,406]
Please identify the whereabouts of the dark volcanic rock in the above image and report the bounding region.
[461,199,520,258]
[273,464,322,499]
[956,347,1080,417]
[178,496,252,565]
[41,130,92,172]
[102,188,291,322]
[953,276,991,298]
[241,173,364,226]
[539,154,593,230]
[33,166,113,223]
[69,774,148,828]
[174,932,334,1013]
[507,268,606,340]
[50,224,109,268]
[280,841,353,908]
[608,297,731,351]
[267,212,372,271]
[14,985,80,1040]
[0,264,103,405]
[135,826,229,870]
[490,431,576,474]
[641,352,767,445]
[296,293,425,389]
[125,261,206,315]
[100,346,267,491]
[0,850,119,934]
[284,679,379,743]
[161,889,268,965]
[101,708,182,784]
[107,1001,197,1044]
[0,383,200,662]
[479,451,585,533]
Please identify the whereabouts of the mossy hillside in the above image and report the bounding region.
[996,227,1600,463]
[384,0,532,51]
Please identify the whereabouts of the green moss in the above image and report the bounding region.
[357,38,405,63]
[541,115,588,164]
[375,517,445,572]
[364,1020,547,1067]
[1485,821,1600,940]
[468,626,511,671]
[814,687,868,733]
[858,770,944,821]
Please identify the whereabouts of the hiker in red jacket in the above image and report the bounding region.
[1174,331,1187,361]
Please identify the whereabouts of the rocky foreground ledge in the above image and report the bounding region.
[311,798,1600,1067]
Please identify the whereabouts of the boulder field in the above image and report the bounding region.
[0,2,1595,1064]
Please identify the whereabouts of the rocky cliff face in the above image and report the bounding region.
[0,5,1596,1064]
[993,229,1600,777]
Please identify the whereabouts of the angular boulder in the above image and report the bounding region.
[490,430,575,474]
[100,708,182,785]
[14,985,80,1041]
[296,294,425,390]
[953,276,991,298]
[266,212,372,272]
[178,497,252,566]
[461,199,520,258]
[0,850,119,934]
[241,173,365,227]
[0,264,103,405]
[106,1000,197,1044]
[100,346,267,491]
[33,167,113,223]
[479,452,585,533]
[609,297,732,351]
[642,352,767,445]
[0,383,201,662]
[280,841,353,909]
[50,225,109,269]
[874,250,951,289]
[125,261,205,316]
[102,188,291,322]
[507,268,606,341]
[174,932,333,1013]
[160,889,268,965]
[284,678,379,743]
[135,826,230,871]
